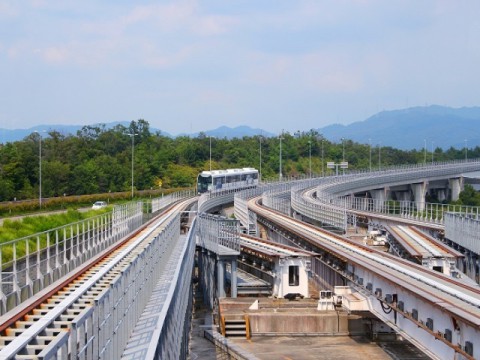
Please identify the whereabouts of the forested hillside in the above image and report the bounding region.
[0,119,478,202]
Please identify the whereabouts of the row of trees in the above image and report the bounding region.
[0,119,478,202]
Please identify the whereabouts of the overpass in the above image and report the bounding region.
[1,161,480,359]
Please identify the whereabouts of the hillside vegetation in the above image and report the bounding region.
[1,119,478,204]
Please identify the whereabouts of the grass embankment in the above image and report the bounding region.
[0,208,110,243]
[0,187,189,218]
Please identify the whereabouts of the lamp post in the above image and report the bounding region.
[209,136,212,171]
[341,138,345,175]
[126,132,138,198]
[465,139,468,161]
[34,131,43,208]
[308,140,312,178]
[369,138,372,172]
[279,132,284,181]
[259,135,262,182]
[321,138,324,177]
[431,141,434,164]
[424,139,427,165]
[378,143,381,170]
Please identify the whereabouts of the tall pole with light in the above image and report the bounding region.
[431,141,434,164]
[259,135,262,182]
[209,136,212,171]
[465,139,468,161]
[279,131,284,181]
[424,139,427,165]
[34,131,43,208]
[127,132,138,198]
[308,140,312,178]
[341,138,345,175]
[369,138,372,172]
[378,143,381,170]
[321,138,324,176]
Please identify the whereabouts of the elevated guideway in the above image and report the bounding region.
[248,196,480,360]
[386,225,464,277]
[290,160,480,233]
[0,196,198,360]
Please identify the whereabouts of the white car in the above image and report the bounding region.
[92,201,108,209]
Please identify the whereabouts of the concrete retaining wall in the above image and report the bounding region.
[247,311,349,335]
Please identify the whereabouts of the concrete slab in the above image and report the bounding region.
[229,336,423,360]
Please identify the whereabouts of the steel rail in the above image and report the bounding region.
[0,199,194,358]
[249,198,480,324]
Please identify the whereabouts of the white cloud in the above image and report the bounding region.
[244,50,368,93]
[0,2,18,18]
[41,46,69,64]
[1,1,480,133]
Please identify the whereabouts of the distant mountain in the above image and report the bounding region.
[2,105,479,149]
[0,123,274,143]
[0,122,173,143]
[319,105,480,150]
[182,125,275,139]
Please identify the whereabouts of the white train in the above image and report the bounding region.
[197,168,259,194]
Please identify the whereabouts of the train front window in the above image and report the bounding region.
[197,174,212,193]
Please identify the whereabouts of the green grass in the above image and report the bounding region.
[0,208,110,243]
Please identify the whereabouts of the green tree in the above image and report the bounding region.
[459,184,480,206]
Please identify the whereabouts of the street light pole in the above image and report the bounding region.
[127,132,138,198]
[378,143,381,170]
[465,139,468,161]
[369,138,372,172]
[259,135,262,182]
[308,140,312,178]
[279,132,284,181]
[341,138,345,175]
[424,139,427,165]
[431,141,434,164]
[321,138,324,177]
[34,131,43,208]
[209,136,212,172]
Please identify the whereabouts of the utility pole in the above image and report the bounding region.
[308,140,312,178]
[259,135,262,182]
[126,132,138,198]
[279,131,284,181]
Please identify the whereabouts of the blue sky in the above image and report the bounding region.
[1,1,479,135]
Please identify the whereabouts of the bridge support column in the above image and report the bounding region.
[217,258,225,298]
[231,259,238,298]
[394,191,411,202]
[369,188,389,212]
[394,191,411,212]
[437,188,447,202]
[411,182,428,212]
[449,177,464,201]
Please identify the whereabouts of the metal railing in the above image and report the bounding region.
[0,189,195,315]
[293,160,480,230]
[197,213,240,254]
[150,189,195,213]
[0,202,143,314]
[445,212,480,254]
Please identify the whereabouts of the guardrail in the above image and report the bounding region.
[0,202,143,314]
[150,189,195,213]
[294,160,480,230]
[127,216,197,359]
[197,213,240,254]
[445,212,480,254]
[0,189,195,315]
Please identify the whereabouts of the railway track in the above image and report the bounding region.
[249,197,480,323]
[251,196,480,358]
[0,198,195,359]
[390,225,459,257]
